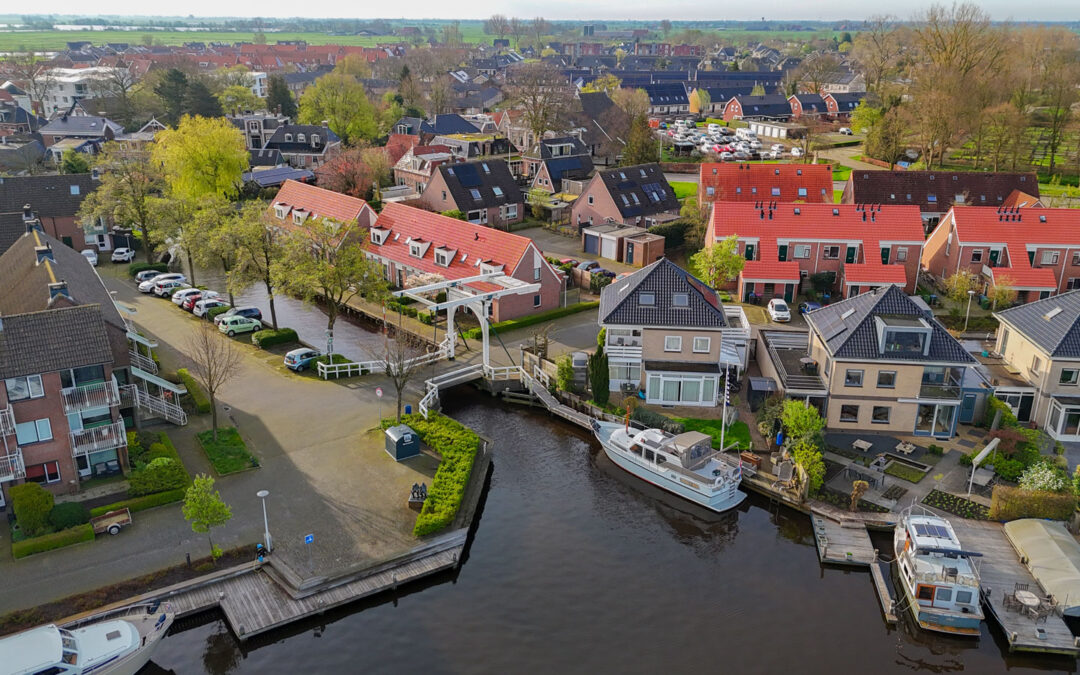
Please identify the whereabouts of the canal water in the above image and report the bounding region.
[150,390,1075,674]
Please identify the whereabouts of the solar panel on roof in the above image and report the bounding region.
[915,523,950,539]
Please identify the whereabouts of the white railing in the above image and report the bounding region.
[128,349,158,374]
[318,336,455,380]
[723,306,752,341]
[483,365,524,381]
[0,406,14,437]
[61,379,121,413]
[126,385,187,426]
[604,344,643,359]
[419,385,440,419]
[0,450,25,482]
[70,420,127,457]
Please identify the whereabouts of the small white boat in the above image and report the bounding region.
[893,507,984,636]
[592,421,746,513]
[0,602,175,675]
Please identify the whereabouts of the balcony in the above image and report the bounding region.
[919,383,963,400]
[605,339,643,359]
[61,379,121,413]
[0,406,14,437]
[0,450,25,482]
[70,420,127,458]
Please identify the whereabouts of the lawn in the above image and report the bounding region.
[884,461,928,483]
[673,418,752,450]
[196,427,258,475]
[671,181,698,199]
[831,165,852,182]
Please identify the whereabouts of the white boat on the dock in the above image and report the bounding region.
[893,507,984,636]
[592,421,746,513]
[0,602,174,675]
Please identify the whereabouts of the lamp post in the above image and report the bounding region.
[257,490,272,553]
[964,289,976,333]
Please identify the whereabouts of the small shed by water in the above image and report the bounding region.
[1003,519,1080,616]
[385,425,421,461]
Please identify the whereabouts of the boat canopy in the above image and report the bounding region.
[667,431,714,470]
[1004,519,1080,617]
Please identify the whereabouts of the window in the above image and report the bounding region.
[672,293,689,307]
[844,369,864,387]
[16,418,53,445]
[896,247,908,262]
[492,186,504,197]
[955,590,973,605]
[793,245,810,259]
[533,294,541,307]
[839,405,859,422]
[823,245,840,259]
[872,406,891,424]
[504,204,518,219]
[1072,252,1080,266]
[5,375,44,401]
[26,461,61,485]
[693,337,710,353]
[763,283,775,295]
[797,187,807,197]
[917,585,934,601]
[609,363,642,382]
[877,371,897,388]
[587,195,594,205]
[1032,355,1043,375]
[1061,369,1079,386]
[936,588,953,603]
[927,194,937,203]
[441,191,447,201]
[1041,251,1060,266]
[312,134,320,144]
[706,186,715,196]
[664,336,682,352]
[297,133,306,143]
[470,188,482,201]
[971,249,983,263]
[70,184,80,195]
[274,205,287,219]
[639,292,655,306]
[771,187,781,197]
[284,133,293,142]
[482,162,490,173]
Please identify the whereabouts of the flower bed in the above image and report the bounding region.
[921,489,990,520]
[884,461,928,483]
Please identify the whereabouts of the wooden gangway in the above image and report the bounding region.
[950,520,1080,656]
[870,561,898,624]
[811,510,876,567]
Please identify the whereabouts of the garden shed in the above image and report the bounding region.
[1003,519,1080,616]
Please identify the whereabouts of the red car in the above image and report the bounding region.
[181,290,219,312]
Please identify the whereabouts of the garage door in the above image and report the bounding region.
[584,234,599,255]
[600,236,617,260]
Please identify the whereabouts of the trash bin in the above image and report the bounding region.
[385,424,420,461]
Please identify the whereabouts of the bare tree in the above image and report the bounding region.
[186,322,242,441]
[531,17,551,50]
[611,87,651,120]
[509,18,527,50]
[383,333,429,422]
[485,14,510,40]
[428,75,454,116]
[7,49,55,114]
[851,16,905,94]
[507,62,574,145]
[89,62,139,127]
[793,53,844,94]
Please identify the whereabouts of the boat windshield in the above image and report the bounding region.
[60,629,79,664]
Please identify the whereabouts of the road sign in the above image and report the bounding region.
[304,533,314,545]
[375,387,383,398]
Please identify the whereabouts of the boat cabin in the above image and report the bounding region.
[899,516,981,614]
[668,431,715,471]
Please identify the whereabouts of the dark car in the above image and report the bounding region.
[799,301,823,314]
[576,260,599,271]
[213,306,263,326]
[592,268,616,278]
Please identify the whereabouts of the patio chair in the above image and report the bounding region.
[1015,582,1029,593]
[772,460,795,489]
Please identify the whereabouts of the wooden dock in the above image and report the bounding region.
[811,511,876,567]
[870,561,898,624]
[950,520,1080,656]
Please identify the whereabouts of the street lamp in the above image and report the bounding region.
[257,490,272,553]
[964,289,977,333]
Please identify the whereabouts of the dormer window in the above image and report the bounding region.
[284,133,293,142]
[875,316,932,356]
[293,211,306,225]
[410,243,423,258]
[370,228,389,245]
[434,249,452,267]
[297,133,306,143]
[274,204,288,219]
[312,134,320,145]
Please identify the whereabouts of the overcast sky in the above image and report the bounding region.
[23,1,1078,22]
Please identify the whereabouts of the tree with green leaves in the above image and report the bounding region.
[689,234,744,289]
[189,196,241,301]
[299,72,378,146]
[849,101,883,136]
[229,202,284,329]
[183,80,224,118]
[183,474,233,560]
[266,74,297,118]
[864,107,907,169]
[154,68,189,126]
[79,143,165,263]
[943,271,979,304]
[152,115,247,203]
[622,114,659,166]
[589,342,610,407]
[218,84,263,114]
[781,399,825,441]
[60,149,90,174]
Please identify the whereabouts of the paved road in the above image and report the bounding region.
[818,145,879,172]
[664,172,698,184]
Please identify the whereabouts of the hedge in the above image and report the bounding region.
[127,262,169,278]
[89,489,187,518]
[176,368,211,413]
[647,220,690,249]
[251,328,298,349]
[128,457,188,496]
[462,302,600,340]
[989,485,1077,522]
[206,306,231,320]
[49,502,90,530]
[10,483,54,537]
[381,413,480,537]
[631,407,685,434]
[12,525,94,559]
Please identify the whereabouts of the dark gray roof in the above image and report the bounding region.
[39,115,123,137]
[730,95,791,118]
[600,258,727,328]
[995,290,1080,359]
[392,114,480,136]
[439,159,522,211]
[0,212,24,253]
[0,304,113,379]
[249,148,284,167]
[0,173,99,219]
[263,125,340,154]
[805,285,975,364]
[528,136,589,160]
[597,163,678,218]
[242,166,315,188]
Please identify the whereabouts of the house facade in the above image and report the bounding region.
[722,95,792,122]
[416,159,524,227]
[392,145,456,197]
[822,93,865,119]
[570,163,679,229]
[598,258,750,407]
[262,124,341,168]
[0,173,104,253]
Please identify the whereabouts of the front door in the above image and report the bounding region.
[959,393,977,424]
[881,247,890,264]
[989,249,1000,266]
[846,246,857,264]
[784,283,794,302]
[778,244,788,261]
[626,242,635,265]
[744,243,756,260]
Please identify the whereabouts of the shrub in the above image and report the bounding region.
[460,302,599,340]
[251,328,298,349]
[177,368,211,413]
[10,483,54,537]
[993,457,1025,482]
[1018,462,1071,493]
[207,306,231,320]
[128,262,169,278]
[990,485,1077,521]
[631,407,684,434]
[12,525,94,559]
[49,502,90,530]
[927,444,944,456]
[89,489,187,518]
[791,441,825,494]
[556,354,575,392]
[647,220,689,248]
[196,427,258,474]
[129,457,189,496]
[590,273,613,294]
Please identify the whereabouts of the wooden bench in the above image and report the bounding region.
[852,439,873,452]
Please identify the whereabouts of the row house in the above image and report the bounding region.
[227,111,290,151]
[366,202,562,322]
[598,258,750,407]
[522,135,590,178]
[268,180,376,233]
[697,163,833,208]
[707,203,925,304]
[417,159,524,227]
[687,86,753,115]
[922,206,1080,302]
[639,83,690,116]
[841,170,1039,231]
[571,163,679,229]
[392,145,457,198]
[722,95,791,122]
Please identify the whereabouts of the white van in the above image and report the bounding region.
[735,127,757,142]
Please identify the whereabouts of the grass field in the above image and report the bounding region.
[671,181,698,199]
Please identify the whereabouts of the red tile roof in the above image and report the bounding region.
[271,180,369,224]
[699,163,833,204]
[1002,189,1043,208]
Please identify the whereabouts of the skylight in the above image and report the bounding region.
[1044,307,1063,321]
[840,308,855,320]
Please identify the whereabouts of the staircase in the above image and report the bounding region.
[128,349,158,374]
[126,385,187,426]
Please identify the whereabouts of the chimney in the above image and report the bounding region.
[48,281,68,299]
[322,120,329,129]
[35,244,53,263]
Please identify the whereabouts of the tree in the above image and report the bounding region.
[864,107,906,169]
[589,342,610,407]
[183,80,224,118]
[556,354,575,392]
[983,103,1028,172]
[695,88,711,116]
[298,72,378,146]
[189,196,242,301]
[153,115,247,202]
[334,54,372,79]
[383,333,428,422]
[441,22,464,47]
[186,322,242,441]
[485,14,510,39]
[1039,35,1080,176]
[943,271,979,304]
[266,74,297,118]
[793,53,843,94]
[154,69,190,126]
[315,146,390,200]
[851,15,904,94]
[7,48,55,113]
[427,76,454,116]
[580,74,622,95]
[508,63,574,147]
[253,31,267,45]
[660,20,673,38]
[987,274,1018,310]
[10,482,53,537]
[622,114,659,166]
[183,474,232,560]
[88,62,139,127]
[690,235,744,288]
[531,17,551,49]
[791,439,826,494]
[218,85,262,114]
[850,101,883,136]
[60,150,90,174]
[509,17,527,49]
[781,399,825,442]
[229,202,284,329]
[850,480,869,512]
[611,87,650,120]
[528,187,548,218]
[79,143,164,262]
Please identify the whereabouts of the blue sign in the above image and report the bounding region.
[304,533,314,545]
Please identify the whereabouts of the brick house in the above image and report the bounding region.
[261,124,341,168]
[366,202,562,322]
[570,163,679,230]
[392,145,456,197]
[707,203,925,303]
[698,163,833,208]
[922,206,1080,303]
[722,95,792,122]
[416,159,524,227]
[0,173,105,253]
[822,92,866,119]
[268,180,376,232]
[787,94,826,119]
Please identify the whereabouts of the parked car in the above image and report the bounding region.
[592,268,616,278]
[172,287,205,305]
[111,247,136,263]
[749,140,762,150]
[218,315,262,337]
[193,298,228,318]
[733,151,751,161]
[767,298,792,322]
[576,260,600,271]
[214,306,263,325]
[707,123,721,133]
[558,257,579,266]
[138,273,185,292]
[135,269,164,283]
[153,280,190,297]
[839,127,853,135]
[799,301,823,314]
[80,249,98,266]
[791,146,804,157]
[284,347,322,372]
[719,152,734,161]
[181,290,220,311]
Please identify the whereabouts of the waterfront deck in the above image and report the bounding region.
[870,562,898,624]
[950,520,1080,656]
[811,511,876,567]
